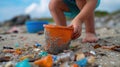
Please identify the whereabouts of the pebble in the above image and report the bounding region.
[0,56,11,62]
[60,62,70,67]
[3,46,13,49]
[98,65,102,67]
[0,36,2,38]
[5,53,13,57]
[110,61,115,65]
[87,56,96,64]
[2,49,15,53]
[5,61,14,67]
[19,55,34,61]
[90,51,96,55]
[33,48,40,52]
[76,53,85,61]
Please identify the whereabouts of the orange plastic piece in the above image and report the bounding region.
[72,64,79,67]
[14,49,22,55]
[34,55,53,67]
[44,24,73,54]
[2,49,15,53]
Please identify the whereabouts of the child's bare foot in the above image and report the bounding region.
[82,33,98,43]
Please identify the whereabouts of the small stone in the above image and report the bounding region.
[29,58,40,62]
[90,51,96,55]
[87,56,96,64]
[113,48,120,52]
[69,44,80,51]
[0,56,11,62]
[60,62,70,67]
[5,54,13,57]
[5,61,14,67]
[76,53,85,61]
[2,49,15,53]
[0,36,2,38]
[98,65,102,67]
[19,55,34,61]
[11,35,17,37]
[94,44,101,49]
[33,48,40,52]
[110,61,115,65]
[37,31,44,35]
[3,46,13,49]
[1,39,4,41]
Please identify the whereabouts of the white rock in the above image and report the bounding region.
[5,61,13,67]
[33,48,40,52]
[90,51,96,55]
[60,62,70,67]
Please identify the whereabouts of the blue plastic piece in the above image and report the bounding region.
[39,51,48,57]
[75,58,88,67]
[15,43,19,47]
[26,21,48,33]
[52,55,58,61]
[35,43,41,47]
[16,59,31,67]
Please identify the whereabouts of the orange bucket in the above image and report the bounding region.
[44,24,73,54]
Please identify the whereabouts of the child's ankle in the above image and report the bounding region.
[86,32,96,35]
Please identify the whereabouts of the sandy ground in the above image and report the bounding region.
[0,26,120,67]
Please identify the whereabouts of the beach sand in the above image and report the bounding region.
[0,25,120,67]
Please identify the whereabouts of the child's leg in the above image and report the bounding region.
[75,0,98,42]
[49,0,69,26]
[82,12,98,43]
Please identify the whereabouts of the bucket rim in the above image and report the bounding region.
[44,24,73,30]
[25,20,48,24]
[26,20,48,22]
